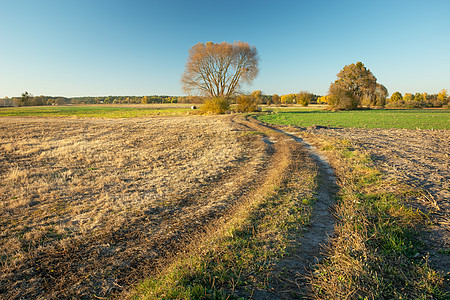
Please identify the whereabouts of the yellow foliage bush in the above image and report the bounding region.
[236,95,258,113]
[200,97,230,114]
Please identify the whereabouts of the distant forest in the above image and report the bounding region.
[0,95,198,107]
[0,93,319,107]
[1,90,448,108]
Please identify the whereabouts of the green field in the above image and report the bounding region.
[258,109,450,130]
[1,106,449,130]
[0,105,191,118]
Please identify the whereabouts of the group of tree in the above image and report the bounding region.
[71,95,180,105]
[7,92,71,107]
[322,62,449,110]
[274,91,317,106]
[0,94,201,107]
[326,62,388,110]
[386,89,449,108]
[180,42,393,113]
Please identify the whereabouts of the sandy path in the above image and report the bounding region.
[248,123,337,298]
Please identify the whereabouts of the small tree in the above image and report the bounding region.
[437,89,448,102]
[403,93,413,102]
[236,94,258,113]
[250,90,262,103]
[271,94,280,105]
[390,91,403,102]
[296,91,312,106]
[14,91,32,106]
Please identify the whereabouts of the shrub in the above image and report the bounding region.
[296,91,312,106]
[328,86,358,110]
[199,97,230,114]
[236,95,258,113]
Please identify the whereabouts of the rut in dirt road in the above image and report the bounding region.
[256,123,337,299]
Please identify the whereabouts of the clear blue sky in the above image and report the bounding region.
[1,0,449,97]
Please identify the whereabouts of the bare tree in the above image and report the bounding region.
[181,41,259,98]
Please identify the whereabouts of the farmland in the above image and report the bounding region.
[0,104,192,118]
[0,105,448,298]
[0,115,279,298]
[258,108,450,130]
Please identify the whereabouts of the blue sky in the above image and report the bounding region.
[1,0,449,97]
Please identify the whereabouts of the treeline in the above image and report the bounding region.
[0,91,321,107]
[238,90,320,106]
[71,95,180,105]
[385,90,449,108]
[0,93,204,107]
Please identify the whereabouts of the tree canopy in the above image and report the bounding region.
[181,41,259,98]
[328,62,387,110]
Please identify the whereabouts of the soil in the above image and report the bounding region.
[243,124,338,299]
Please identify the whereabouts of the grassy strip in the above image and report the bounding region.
[257,109,450,130]
[132,139,318,299]
[305,136,445,299]
[0,105,191,118]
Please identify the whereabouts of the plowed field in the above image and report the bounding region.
[302,126,450,277]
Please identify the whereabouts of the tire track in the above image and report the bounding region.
[249,120,337,299]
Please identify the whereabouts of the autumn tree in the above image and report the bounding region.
[403,93,413,102]
[390,91,403,102]
[271,94,280,105]
[296,91,312,106]
[14,91,32,106]
[413,93,423,102]
[251,90,262,102]
[437,89,448,102]
[317,95,330,104]
[181,41,259,98]
[328,62,386,110]
[280,94,296,104]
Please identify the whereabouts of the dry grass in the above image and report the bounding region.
[0,116,270,298]
[133,117,319,299]
[302,134,446,299]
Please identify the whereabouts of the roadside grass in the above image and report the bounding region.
[132,137,318,299]
[304,135,445,299]
[258,109,450,130]
[0,105,191,118]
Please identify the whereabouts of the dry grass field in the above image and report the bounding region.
[1,110,447,299]
[0,116,271,298]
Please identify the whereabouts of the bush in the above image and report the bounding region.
[296,91,312,106]
[199,97,230,114]
[236,95,258,113]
